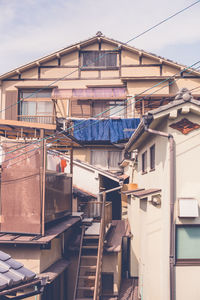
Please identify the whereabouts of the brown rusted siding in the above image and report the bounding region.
[1,143,41,234]
[71,100,91,117]
[5,90,18,120]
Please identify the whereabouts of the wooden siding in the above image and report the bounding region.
[5,90,18,120]
[71,100,91,117]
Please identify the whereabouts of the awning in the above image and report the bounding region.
[39,259,70,283]
[52,87,127,100]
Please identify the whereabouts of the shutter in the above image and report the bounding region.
[5,90,18,120]
[71,100,91,117]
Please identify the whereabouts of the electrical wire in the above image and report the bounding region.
[2,62,200,167]
[1,58,199,159]
[1,1,199,116]
[126,0,200,44]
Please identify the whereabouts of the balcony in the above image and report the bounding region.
[18,115,56,124]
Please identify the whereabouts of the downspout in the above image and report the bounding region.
[143,117,175,300]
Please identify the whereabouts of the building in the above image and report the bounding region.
[124,88,200,300]
[1,32,200,173]
[1,33,200,299]
[0,121,82,300]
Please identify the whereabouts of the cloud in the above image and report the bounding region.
[0,0,200,74]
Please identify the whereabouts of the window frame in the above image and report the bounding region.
[18,89,55,124]
[80,50,119,70]
[142,150,147,174]
[91,100,126,118]
[176,225,200,266]
[150,144,155,171]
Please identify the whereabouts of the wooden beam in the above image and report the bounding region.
[0,119,56,130]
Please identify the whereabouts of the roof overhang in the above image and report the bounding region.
[1,35,200,81]
[125,98,200,152]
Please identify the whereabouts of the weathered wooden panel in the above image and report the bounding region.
[71,100,91,117]
[5,90,18,120]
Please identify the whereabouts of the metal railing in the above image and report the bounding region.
[18,115,55,124]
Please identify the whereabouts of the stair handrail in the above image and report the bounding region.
[73,225,85,300]
[93,191,106,300]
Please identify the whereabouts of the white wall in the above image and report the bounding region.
[65,158,100,195]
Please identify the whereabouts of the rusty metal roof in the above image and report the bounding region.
[0,217,80,245]
[130,188,161,198]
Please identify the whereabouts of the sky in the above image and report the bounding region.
[0,0,200,75]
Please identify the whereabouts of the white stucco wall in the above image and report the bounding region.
[126,109,200,300]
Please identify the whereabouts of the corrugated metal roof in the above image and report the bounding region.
[0,250,36,291]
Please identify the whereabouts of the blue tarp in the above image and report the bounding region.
[72,118,140,143]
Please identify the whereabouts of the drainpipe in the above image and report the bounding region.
[143,117,175,300]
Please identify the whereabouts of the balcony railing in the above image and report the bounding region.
[18,115,55,124]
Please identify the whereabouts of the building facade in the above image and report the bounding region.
[124,89,200,300]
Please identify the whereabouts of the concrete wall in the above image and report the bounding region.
[126,108,200,300]
[102,252,121,294]
[65,156,100,195]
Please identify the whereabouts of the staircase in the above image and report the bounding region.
[74,192,110,300]
[75,232,99,300]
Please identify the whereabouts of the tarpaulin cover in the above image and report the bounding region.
[72,118,140,143]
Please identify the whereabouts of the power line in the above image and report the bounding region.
[126,0,200,44]
[2,60,200,165]
[1,59,200,159]
[1,1,199,116]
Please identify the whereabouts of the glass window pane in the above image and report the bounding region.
[21,90,51,99]
[21,102,28,115]
[108,151,122,169]
[176,226,200,259]
[109,102,125,117]
[91,150,108,168]
[37,102,53,114]
[27,102,36,115]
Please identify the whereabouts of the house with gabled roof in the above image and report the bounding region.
[1,33,200,299]
[0,32,200,177]
[124,88,200,300]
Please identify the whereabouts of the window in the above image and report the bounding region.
[176,226,200,264]
[81,51,117,68]
[92,100,126,118]
[142,151,147,173]
[19,89,54,124]
[91,150,122,170]
[150,144,155,170]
